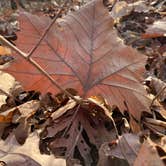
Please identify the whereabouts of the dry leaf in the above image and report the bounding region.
[110,1,132,21]
[39,99,117,165]
[145,76,166,102]
[0,100,40,144]
[0,71,22,107]
[4,0,151,120]
[0,132,66,166]
[134,138,165,166]
[99,134,141,166]
[143,118,166,136]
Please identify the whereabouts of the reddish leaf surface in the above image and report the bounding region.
[5,0,151,119]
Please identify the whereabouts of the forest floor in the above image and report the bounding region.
[0,0,165,166]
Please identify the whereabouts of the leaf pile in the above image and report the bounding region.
[0,0,166,165]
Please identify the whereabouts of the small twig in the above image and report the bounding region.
[0,35,27,58]
[0,35,80,102]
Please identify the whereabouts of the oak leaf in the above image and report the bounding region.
[5,0,151,120]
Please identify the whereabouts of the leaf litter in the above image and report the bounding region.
[0,0,165,165]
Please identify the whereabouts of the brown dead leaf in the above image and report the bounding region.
[98,133,141,166]
[0,132,66,166]
[134,138,165,166]
[0,100,40,144]
[143,117,166,136]
[110,1,133,21]
[0,110,15,123]
[39,98,117,165]
[4,0,151,121]
[129,115,141,133]
[0,71,22,107]
[0,150,41,166]
[110,0,153,22]
[145,76,166,102]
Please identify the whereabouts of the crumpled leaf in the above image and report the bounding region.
[0,71,22,107]
[110,1,133,21]
[110,0,153,22]
[0,132,66,166]
[98,133,141,166]
[143,117,166,136]
[0,150,41,166]
[145,76,166,102]
[0,100,40,144]
[4,0,151,120]
[39,98,117,165]
[134,138,165,166]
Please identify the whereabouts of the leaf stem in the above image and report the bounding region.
[0,35,27,58]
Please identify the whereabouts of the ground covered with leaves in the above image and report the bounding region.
[0,0,165,165]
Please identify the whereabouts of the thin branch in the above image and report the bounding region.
[0,35,27,58]
[27,0,69,58]
[0,35,80,102]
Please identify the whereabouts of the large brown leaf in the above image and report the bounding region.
[39,99,117,165]
[5,0,151,119]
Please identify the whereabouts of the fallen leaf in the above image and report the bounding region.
[110,0,153,22]
[0,132,66,166]
[0,71,22,107]
[98,133,141,166]
[0,100,40,144]
[39,98,117,165]
[0,150,41,166]
[1,100,40,119]
[134,138,165,166]
[143,117,166,136]
[4,0,151,120]
[145,76,166,102]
